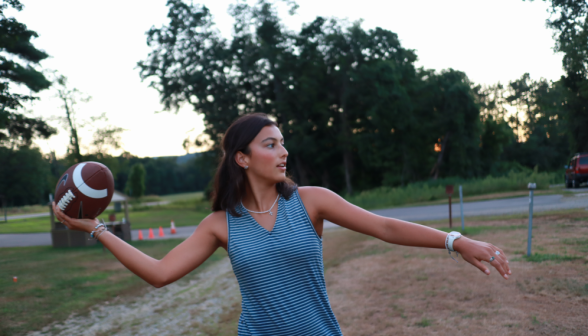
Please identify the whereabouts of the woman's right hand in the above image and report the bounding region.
[52,202,99,233]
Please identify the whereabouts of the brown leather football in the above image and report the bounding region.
[55,162,115,219]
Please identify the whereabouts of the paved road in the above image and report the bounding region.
[369,193,588,221]
[1,194,586,248]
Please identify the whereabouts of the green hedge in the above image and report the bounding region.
[345,170,561,210]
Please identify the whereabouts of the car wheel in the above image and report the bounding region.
[565,176,571,188]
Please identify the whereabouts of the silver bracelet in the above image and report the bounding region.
[95,227,107,240]
[90,220,106,239]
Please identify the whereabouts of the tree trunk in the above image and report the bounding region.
[339,74,353,195]
[401,143,410,186]
[343,150,353,195]
[295,155,310,186]
[62,98,82,163]
[321,168,330,189]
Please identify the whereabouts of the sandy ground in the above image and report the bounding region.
[27,211,588,335]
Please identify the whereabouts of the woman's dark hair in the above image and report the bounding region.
[211,113,297,217]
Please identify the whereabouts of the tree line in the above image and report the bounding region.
[0,149,215,206]
[138,0,585,195]
[1,0,586,205]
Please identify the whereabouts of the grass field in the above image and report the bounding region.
[0,196,211,234]
[0,216,52,234]
[0,209,209,234]
[0,238,227,336]
[0,186,569,234]
[2,204,48,216]
[346,170,562,210]
[159,191,203,202]
[2,209,587,335]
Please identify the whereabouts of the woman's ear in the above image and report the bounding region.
[234,151,249,169]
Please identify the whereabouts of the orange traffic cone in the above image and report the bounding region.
[170,220,176,234]
[159,226,165,237]
[13,276,17,283]
[138,230,144,240]
[148,228,155,239]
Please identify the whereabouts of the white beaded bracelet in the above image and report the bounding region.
[94,227,107,240]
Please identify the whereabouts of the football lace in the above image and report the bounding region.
[57,190,76,210]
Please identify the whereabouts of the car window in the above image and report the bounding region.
[580,157,588,165]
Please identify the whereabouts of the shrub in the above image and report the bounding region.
[345,170,560,210]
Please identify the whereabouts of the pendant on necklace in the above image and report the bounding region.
[269,211,273,216]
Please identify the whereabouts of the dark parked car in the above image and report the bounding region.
[565,153,588,188]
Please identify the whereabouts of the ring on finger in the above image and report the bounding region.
[489,256,495,262]
[495,251,501,256]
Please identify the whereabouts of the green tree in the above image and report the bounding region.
[504,75,570,170]
[125,163,146,198]
[474,82,516,175]
[526,0,588,153]
[475,73,571,172]
[139,1,426,193]
[318,22,420,189]
[0,0,55,146]
[505,73,535,142]
[0,146,51,206]
[415,69,482,179]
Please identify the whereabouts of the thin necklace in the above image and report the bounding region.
[241,194,280,216]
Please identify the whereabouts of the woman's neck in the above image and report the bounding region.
[242,181,279,212]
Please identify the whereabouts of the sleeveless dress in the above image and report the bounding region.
[226,189,343,335]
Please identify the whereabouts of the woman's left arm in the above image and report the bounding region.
[303,187,511,279]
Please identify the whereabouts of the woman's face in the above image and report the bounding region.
[237,125,288,183]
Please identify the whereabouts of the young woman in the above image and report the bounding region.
[53,113,511,335]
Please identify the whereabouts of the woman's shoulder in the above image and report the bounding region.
[198,210,228,244]
[198,210,227,232]
[297,186,338,208]
[298,186,334,198]
[201,210,227,225]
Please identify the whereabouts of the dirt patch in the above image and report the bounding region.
[27,258,241,336]
[323,211,588,335]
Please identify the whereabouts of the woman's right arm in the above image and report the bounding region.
[52,202,223,288]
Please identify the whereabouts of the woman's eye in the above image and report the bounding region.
[267,143,274,148]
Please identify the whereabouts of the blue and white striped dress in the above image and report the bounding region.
[227,189,343,335]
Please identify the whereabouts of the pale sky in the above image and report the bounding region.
[11,0,563,158]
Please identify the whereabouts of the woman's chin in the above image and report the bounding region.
[273,173,287,183]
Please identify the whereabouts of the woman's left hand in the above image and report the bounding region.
[454,237,511,279]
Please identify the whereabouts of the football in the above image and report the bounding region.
[55,162,115,219]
